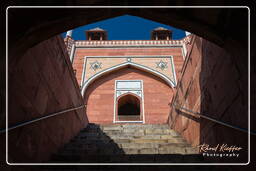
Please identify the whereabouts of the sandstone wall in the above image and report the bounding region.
[3,35,88,163]
[168,36,201,146]
[169,35,249,163]
[85,67,173,124]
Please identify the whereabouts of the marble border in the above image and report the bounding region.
[81,61,176,97]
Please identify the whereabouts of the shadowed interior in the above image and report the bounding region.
[118,94,140,116]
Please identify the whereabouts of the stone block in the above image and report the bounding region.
[123,128,137,133]
[137,135,161,139]
[160,135,174,139]
[164,129,180,136]
[158,147,186,154]
[110,135,131,139]
[167,138,186,143]
[145,129,164,135]
[121,143,157,149]
[132,139,168,144]
[139,148,158,154]
[122,148,139,154]
[102,125,122,131]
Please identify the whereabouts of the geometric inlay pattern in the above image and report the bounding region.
[156,60,168,70]
[90,60,102,71]
[82,56,177,88]
[126,57,132,62]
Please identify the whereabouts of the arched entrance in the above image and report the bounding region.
[84,67,173,124]
[117,94,141,121]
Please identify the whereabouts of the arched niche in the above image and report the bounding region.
[117,93,142,121]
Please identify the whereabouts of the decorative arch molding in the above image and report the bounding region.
[116,89,142,98]
[116,92,142,102]
[81,61,176,97]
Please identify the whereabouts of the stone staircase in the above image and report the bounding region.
[49,123,203,163]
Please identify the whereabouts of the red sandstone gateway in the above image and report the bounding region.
[65,27,191,124]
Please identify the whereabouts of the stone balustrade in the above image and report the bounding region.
[75,39,184,47]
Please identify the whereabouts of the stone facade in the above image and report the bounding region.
[70,36,189,124]
[84,67,173,124]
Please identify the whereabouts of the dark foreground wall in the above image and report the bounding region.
[1,35,88,163]
[169,35,249,163]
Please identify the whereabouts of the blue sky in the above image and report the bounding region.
[62,15,186,40]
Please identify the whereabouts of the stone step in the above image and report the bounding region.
[101,124,170,129]
[104,129,180,136]
[49,123,200,163]
[111,135,178,142]
[55,145,198,157]
[75,133,182,143]
[158,147,198,154]
[67,137,188,146]
[101,125,172,130]
[83,124,174,131]
[56,146,198,156]
[63,139,190,150]
[61,142,195,155]
[58,146,123,155]
[119,142,191,149]
[101,134,180,140]
[81,128,180,136]
[122,148,155,154]
[78,129,180,138]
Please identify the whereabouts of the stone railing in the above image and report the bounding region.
[75,39,184,47]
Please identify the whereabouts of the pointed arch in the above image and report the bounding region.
[117,93,142,117]
[81,62,176,97]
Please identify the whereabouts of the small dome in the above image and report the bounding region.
[153,27,169,31]
[88,27,105,31]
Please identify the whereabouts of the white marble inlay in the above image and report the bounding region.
[116,81,141,89]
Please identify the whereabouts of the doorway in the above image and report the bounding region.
[117,94,141,121]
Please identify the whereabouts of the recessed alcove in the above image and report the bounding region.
[117,94,141,121]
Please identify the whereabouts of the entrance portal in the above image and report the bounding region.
[117,94,141,121]
[114,80,144,123]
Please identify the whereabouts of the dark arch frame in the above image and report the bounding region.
[7,6,249,60]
